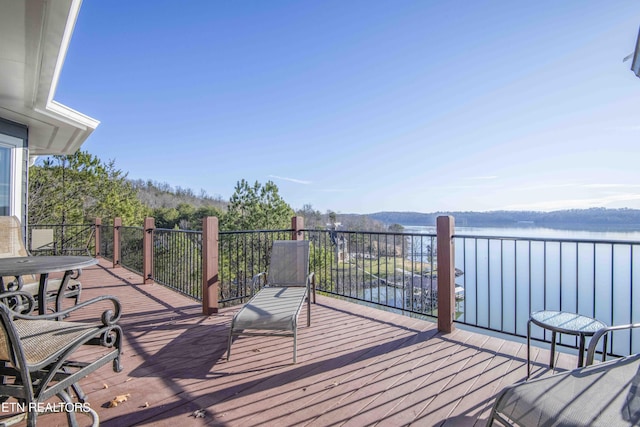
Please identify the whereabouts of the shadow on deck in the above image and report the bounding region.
[21,259,578,426]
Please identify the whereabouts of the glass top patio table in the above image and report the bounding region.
[527,310,607,377]
[0,256,98,314]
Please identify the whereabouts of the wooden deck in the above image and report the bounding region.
[20,259,579,426]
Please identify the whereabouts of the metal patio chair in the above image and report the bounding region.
[488,323,640,426]
[227,240,315,364]
[0,217,82,313]
[30,227,93,257]
[29,229,56,255]
[0,291,122,426]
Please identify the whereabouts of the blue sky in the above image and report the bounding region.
[56,0,640,214]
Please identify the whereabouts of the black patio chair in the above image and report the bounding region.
[0,291,122,426]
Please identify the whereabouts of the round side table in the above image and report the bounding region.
[527,310,606,378]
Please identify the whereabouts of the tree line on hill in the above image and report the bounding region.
[28,150,391,232]
[131,179,228,211]
[29,151,640,232]
[28,151,294,231]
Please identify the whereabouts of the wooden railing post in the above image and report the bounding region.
[437,215,456,333]
[143,217,155,284]
[202,216,219,315]
[94,217,101,258]
[291,216,304,240]
[113,217,122,268]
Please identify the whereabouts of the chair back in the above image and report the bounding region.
[30,228,55,253]
[267,240,310,286]
[0,216,28,257]
[0,303,19,365]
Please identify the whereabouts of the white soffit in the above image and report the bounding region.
[0,0,99,155]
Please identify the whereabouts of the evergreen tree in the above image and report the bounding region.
[222,179,294,231]
[29,151,148,226]
[297,204,324,229]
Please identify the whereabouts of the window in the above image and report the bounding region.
[0,145,11,216]
[0,134,27,218]
[0,119,28,220]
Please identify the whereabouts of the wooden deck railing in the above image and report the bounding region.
[89,215,459,331]
[29,216,640,357]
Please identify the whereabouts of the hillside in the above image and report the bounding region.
[131,179,228,210]
[367,208,640,229]
[126,179,640,231]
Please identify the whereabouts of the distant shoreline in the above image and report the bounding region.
[365,208,640,231]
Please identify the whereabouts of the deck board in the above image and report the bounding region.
[8,259,580,426]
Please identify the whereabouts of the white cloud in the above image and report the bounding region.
[466,175,498,180]
[518,183,577,191]
[582,183,640,189]
[445,184,502,189]
[501,193,640,211]
[604,125,640,132]
[319,188,352,193]
[268,175,312,185]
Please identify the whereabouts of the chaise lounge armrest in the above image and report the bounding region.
[307,272,315,303]
[251,272,267,293]
[251,271,316,302]
[586,322,640,365]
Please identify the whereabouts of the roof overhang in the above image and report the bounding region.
[0,0,99,156]
[632,27,640,78]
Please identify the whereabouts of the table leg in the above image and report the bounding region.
[54,270,73,317]
[527,319,531,378]
[578,334,586,367]
[37,273,50,315]
[550,330,556,369]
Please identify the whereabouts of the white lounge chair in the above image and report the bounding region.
[226,240,314,364]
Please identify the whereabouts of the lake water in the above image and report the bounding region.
[381,225,640,354]
[403,225,640,241]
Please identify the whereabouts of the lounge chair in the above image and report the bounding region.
[0,291,122,426]
[488,323,640,426]
[227,240,315,364]
[0,216,82,313]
